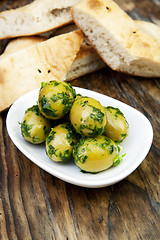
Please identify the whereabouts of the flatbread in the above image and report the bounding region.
[0,30,84,112]
[72,0,160,77]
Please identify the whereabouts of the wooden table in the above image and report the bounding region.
[0,0,160,239]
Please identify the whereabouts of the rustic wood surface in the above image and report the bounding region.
[0,0,160,239]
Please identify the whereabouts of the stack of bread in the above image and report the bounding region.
[0,0,160,112]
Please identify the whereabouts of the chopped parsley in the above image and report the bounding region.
[46,144,72,162]
[89,105,104,124]
[46,129,56,144]
[43,125,50,136]
[113,155,123,166]
[76,123,105,136]
[25,105,42,116]
[39,95,58,117]
[47,145,56,158]
[21,120,32,138]
[20,120,40,143]
[109,144,115,154]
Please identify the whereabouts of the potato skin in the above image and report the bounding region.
[73,135,119,173]
[46,122,78,162]
[21,105,51,144]
[104,106,129,142]
[70,96,106,136]
[38,81,76,120]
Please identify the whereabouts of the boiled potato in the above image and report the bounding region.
[73,135,119,173]
[104,106,129,142]
[70,96,106,136]
[38,81,76,120]
[46,122,78,162]
[20,105,51,144]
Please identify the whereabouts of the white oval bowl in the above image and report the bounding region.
[6,87,153,188]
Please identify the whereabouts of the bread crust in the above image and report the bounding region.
[0,36,46,59]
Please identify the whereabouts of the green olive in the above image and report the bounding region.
[73,135,120,173]
[20,105,51,144]
[104,106,129,142]
[38,81,76,120]
[46,122,78,162]
[70,96,106,136]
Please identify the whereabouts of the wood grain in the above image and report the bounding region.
[0,0,160,239]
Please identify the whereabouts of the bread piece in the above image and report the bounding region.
[72,0,160,77]
[51,24,106,80]
[0,30,84,112]
[0,0,81,40]
[64,39,106,81]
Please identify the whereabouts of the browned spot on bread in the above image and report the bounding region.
[0,73,4,84]
[88,0,103,10]
[76,30,84,38]
[141,42,150,48]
